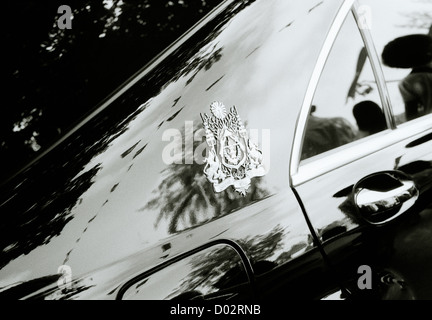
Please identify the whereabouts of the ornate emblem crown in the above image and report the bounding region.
[200,101,266,196]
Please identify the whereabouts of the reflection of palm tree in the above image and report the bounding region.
[174,226,285,296]
[146,164,216,233]
[143,125,269,234]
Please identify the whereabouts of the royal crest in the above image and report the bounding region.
[200,101,266,196]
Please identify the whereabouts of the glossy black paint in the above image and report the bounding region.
[1,0,431,300]
[0,0,342,300]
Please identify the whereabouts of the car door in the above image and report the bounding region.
[291,3,432,299]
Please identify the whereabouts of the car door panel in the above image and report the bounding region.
[292,3,432,299]
[295,124,432,299]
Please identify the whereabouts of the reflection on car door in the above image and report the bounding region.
[118,243,253,300]
[292,6,432,299]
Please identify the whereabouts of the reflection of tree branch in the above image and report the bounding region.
[142,122,269,234]
[0,164,102,270]
[180,246,240,293]
[397,12,432,30]
[3,0,233,182]
[240,225,285,264]
[347,47,367,102]
[196,177,212,209]
[168,188,194,233]
[175,226,285,296]
[185,47,224,85]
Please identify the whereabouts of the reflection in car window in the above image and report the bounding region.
[359,0,432,124]
[301,12,388,161]
[121,244,250,300]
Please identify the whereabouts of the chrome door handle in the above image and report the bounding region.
[354,171,419,225]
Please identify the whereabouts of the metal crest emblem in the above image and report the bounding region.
[200,101,266,196]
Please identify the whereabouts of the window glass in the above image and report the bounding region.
[301,12,388,161]
[358,0,432,124]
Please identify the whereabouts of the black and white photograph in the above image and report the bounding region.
[1,0,432,306]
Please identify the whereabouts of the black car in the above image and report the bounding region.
[1,0,432,300]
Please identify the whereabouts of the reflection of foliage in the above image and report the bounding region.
[176,226,285,295]
[177,246,246,295]
[241,225,285,266]
[301,116,357,160]
[2,0,225,182]
[354,82,374,97]
[145,164,268,234]
[0,164,101,270]
[0,87,150,270]
[338,192,362,226]
[398,11,432,30]
[42,279,95,300]
[0,274,59,300]
[0,273,94,300]
[347,47,368,101]
[146,0,257,90]
[143,125,269,234]
[2,0,260,182]
[185,47,224,85]
[0,0,260,272]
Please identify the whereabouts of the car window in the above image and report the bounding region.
[358,0,432,124]
[300,12,389,161]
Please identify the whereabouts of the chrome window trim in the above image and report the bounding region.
[292,113,432,186]
[289,0,419,187]
[289,0,355,185]
[352,1,397,130]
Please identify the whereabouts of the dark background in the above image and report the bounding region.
[2,0,222,182]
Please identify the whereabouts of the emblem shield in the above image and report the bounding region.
[200,102,266,196]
